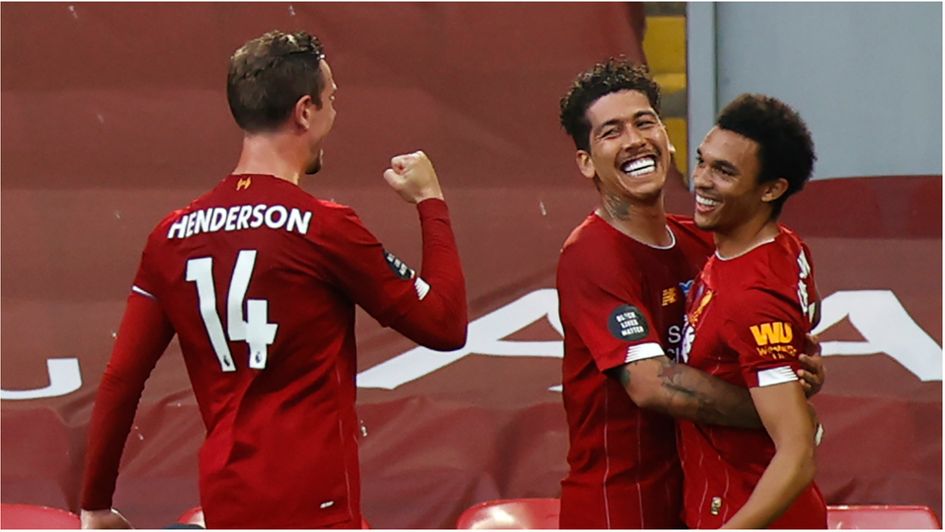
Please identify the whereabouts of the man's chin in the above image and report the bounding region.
[621,183,664,204]
[619,174,665,199]
[693,213,714,230]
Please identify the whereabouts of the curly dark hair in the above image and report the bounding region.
[227,30,327,133]
[716,94,816,218]
[559,58,661,152]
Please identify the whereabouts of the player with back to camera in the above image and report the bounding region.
[79,30,467,529]
[555,59,824,528]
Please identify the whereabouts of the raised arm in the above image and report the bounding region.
[380,151,467,348]
[386,196,467,349]
[320,151,467,351]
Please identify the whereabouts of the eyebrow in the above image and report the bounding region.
[696,148,740,174]
[594,119,622,134]
[593,110,657,135]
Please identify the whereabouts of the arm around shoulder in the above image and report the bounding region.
[612,355,761,428]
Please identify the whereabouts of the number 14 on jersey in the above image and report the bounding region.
[186,250,278,371]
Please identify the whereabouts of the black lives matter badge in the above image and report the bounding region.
[608,305,650,341]
[383,249,416,280]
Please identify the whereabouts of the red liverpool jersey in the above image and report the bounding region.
[82,174,466,528]
[677,226,826,529]
[556,213,714,529]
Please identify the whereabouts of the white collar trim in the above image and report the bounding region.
[715,237,776,261]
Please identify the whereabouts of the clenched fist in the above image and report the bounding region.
[383,150,444,204]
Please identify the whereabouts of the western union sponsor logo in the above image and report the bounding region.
[749,322,793,346]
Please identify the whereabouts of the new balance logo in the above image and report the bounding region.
[749,322,793,346]
[661,287,678,306]
[236,177,252,191]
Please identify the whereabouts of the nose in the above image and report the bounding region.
[621,126,646,151]
[691,164,710,189]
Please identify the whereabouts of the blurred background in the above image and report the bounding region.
[2,2,941,528]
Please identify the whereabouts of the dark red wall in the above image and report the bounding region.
[2,3,940,528]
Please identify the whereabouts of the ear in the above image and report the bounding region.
[293,94,314,130]
[576,150,596,180]
[761,177,789,203]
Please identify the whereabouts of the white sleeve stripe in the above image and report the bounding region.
[414,277,430,301]
[757,366,798,387]
[131,285,156,300]
[624,342,665,364]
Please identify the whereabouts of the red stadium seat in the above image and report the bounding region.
[453,500,943,529]
[0,503,80,529]
[456,498,560,529]
[177,506,371,528]
[827,505,941,529]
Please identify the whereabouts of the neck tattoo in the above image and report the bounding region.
[603,193,632,221]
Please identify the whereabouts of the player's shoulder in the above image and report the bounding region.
[148,192,211,243]
[734,225,810,293]
[667,214,714,249]
[765,224,812,270]
[558,213,640,288]
[310,197,356,217]
[774,224,813,257]
[560,213,624,264]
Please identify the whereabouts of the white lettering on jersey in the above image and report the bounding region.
[665,324,683,358]
[678,318,695,364]
[167,204,312,239]
[185,250,279,372]
[797,248,813,322]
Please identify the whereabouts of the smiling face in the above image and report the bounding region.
[576,90,671,204]
[691,126,786,234]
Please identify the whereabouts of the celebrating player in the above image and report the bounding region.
[555,59,824,528]
[677,93,825,528]
[79,30,467,529]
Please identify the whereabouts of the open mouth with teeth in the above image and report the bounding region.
[695,194,721,213]
[620,155,658,177]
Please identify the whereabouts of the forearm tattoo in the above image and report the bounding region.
[655,358,758,427]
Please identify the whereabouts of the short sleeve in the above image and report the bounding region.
[314,206,425,326]
[721,287,806,388]
[557,246,665,373]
